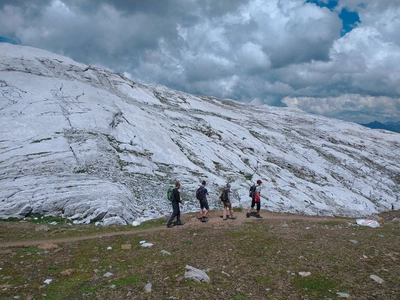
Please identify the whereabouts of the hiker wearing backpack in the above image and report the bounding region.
[197,180,209,222]
[246,179,263,218]
[166,182,184,228]
[221,183,236,220]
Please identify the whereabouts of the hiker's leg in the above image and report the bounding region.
[247,198,255,213]
[223,205,227,220]
[228,203,235,218]
[203,200,210,217]
[167,202,178,226]
[200,201,205,217]
[167,213,175,226]
[256,201,261,217]
[176,206,181,223]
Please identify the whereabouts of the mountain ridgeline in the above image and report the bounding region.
[1,43,399,225]
[361,120,400,133]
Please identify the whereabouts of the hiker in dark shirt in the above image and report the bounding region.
[167,182,184,228]
[198,180,209,222]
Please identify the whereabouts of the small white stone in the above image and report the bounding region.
[337,292,350,298]
[370,274,384,283]
[145,282,152,292]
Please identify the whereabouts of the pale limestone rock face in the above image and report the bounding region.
[1,43,399,225]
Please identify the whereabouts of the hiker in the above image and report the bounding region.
[167,182,184,228]
[222,183,236,220]
[197,180,209,222]
[246,179,263,218]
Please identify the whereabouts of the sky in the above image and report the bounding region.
[0,0,399,124]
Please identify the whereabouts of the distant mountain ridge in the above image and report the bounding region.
[1,43,399,225]
[361,121,400,133]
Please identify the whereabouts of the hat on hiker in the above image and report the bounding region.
[202,180,206,185]
[257,179,262,184]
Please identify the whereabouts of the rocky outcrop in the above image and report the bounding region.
[1,43,399,225]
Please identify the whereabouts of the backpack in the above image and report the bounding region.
[196,186,203,200]
[219,189,227,202]
[167,187,174,201]
[249,184,256,198]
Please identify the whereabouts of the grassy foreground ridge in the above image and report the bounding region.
[0,209,399,299]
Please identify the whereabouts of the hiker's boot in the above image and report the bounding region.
[256,214,263,218]
[246,212,250,218]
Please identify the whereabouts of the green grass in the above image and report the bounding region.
[0,216,22,222]
[292,275,337,294]
[132,219,166,229]
[111,274,147,288]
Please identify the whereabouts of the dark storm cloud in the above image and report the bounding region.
[0,0,399,124]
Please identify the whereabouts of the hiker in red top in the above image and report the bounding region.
[246,179,263,218]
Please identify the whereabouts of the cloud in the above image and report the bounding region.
[282,94,400,123]
[0,0,399,124]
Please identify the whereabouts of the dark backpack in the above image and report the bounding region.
[196,186,203,200]
[167,187,174,201]
[249,184,256,198]
[219,189,227,202]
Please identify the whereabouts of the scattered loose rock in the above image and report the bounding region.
[184,265,210,283]
[337,292,350,298]
[145,282,152,292]
[370,274,384,284]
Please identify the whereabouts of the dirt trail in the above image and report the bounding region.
[0,210,361,248]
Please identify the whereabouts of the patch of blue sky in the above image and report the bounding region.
[0,36,18,44]
[306,0,360,36]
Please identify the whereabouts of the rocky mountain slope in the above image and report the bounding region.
[1,43,399,225]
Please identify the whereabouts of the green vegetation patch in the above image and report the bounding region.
[318,221,346,227]
[0,217,20,222]
[133,219,166,229]
[111,274,147,288]
[292,275,337,295]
